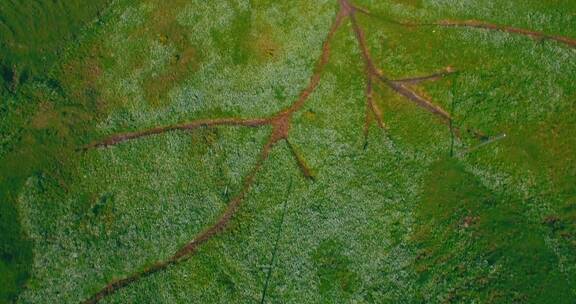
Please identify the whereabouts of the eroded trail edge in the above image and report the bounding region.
[80,0,573,302]
[352,5,576,48]
[437,19,576,48]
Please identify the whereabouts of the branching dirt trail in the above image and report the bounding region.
[81,1,575,302]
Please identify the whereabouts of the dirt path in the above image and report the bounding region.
[437,20,576,48]
[348,1,455,135]
[81,1,574,302]
[84,118,269,149]
[353,5,576,49]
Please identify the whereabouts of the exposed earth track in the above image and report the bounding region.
[354,7,576,48]
[81,1,576,302]
[436,19,576,48]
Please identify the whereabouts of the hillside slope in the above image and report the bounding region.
[1,0,575,303]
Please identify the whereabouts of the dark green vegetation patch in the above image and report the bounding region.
[414,159,572,303]
[0,0,111,92]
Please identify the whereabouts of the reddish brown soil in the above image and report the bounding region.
[438,20,576,48]
[353,4,576,48]
[81,1,573,302]
[348,3,455,135]
[84,118,269,149]
[286,139,315,180]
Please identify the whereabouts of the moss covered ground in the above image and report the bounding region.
[1,0,575,303]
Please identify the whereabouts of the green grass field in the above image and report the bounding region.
[1,0,575,303]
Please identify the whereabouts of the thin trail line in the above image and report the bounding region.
[352,3,576,48]
[392,67,456,85]
[437,20,576,48]
[460,133,507,156]
[260,179,293,304]
[449,79,457,157]
[286,139,315,180]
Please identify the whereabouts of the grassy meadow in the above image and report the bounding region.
[0,0,575,303]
